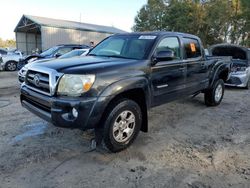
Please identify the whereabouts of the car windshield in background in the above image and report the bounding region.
[89,35,157,60]
[40,46,58,56]
[59,49,86,59]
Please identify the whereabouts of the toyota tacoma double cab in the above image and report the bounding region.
[20,32,231,152]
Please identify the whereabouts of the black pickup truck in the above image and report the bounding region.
[20,32,231,152]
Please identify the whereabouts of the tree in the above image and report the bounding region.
[0,38,16,48]
[239,0,250,46]
[133,0,250,47]
[201,0,232,46]
[133,0,168,31]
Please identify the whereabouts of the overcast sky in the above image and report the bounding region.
[0,0,147,40]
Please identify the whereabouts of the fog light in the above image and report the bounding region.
[72,108,78,118]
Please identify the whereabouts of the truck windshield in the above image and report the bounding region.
[89,35,157,60]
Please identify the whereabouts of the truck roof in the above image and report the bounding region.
[113,31,200,40]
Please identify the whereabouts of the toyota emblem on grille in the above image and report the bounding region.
[33,74,40,87]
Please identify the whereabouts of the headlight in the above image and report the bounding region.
[57,74,95,96]
[20,67,28,75]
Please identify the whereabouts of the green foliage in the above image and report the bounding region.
[133,0,167,31]
[239,0,250,46]
[0,38,16,48]
[133,0,250,47]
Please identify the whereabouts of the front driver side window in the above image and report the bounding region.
[156,37,181,60]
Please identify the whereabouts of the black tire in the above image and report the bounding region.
[5,61,17,71]
[244,79,250,89]
[103,99,142,152]
[204,79,225,106]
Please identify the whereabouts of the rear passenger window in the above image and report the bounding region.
[156,37,181,59]
[183,38,201,59]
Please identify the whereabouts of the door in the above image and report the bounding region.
[182,37,209,94]
[151,37,186,106]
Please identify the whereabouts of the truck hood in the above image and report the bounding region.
[209,44,249,66]
[30,56,143,74]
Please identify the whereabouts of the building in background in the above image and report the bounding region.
[14,15,126,55]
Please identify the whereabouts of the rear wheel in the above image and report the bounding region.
[204,79,224,106]
[103,99,142,152]
[5,61,17,71]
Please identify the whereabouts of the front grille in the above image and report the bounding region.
[26,70,50,95]
[227,77,242,85]
[22,95,51,113]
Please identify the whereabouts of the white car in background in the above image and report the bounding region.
[0,50,23,71]
[18,48,90,83]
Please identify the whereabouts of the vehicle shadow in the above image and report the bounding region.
[225,85,247,91]
[177,94,206,107]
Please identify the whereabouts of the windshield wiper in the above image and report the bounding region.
[101,55,137,59]
[88,54,137,60]
[105,55,125,58]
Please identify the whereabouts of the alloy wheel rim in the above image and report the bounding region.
[215,84,223,102]
[8,63,16,71]
[112,110,135,143]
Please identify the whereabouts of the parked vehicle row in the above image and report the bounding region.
[0,48,20,56]
[18,48,90,83]
[17,44,90,70]
[20,31,232,152]
[6,42,249,90]
[0,44,90,72]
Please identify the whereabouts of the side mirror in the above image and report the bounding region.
[152,49,175,65]
[55,53,62,58]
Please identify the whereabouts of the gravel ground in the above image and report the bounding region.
[0,71,249,188]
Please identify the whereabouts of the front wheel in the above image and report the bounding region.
[103,99,142,152]
[204,79,225,106]
[5,61,17,71]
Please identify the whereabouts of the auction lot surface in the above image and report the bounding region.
[0,71,249,188]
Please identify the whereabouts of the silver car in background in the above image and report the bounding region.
[210,44,250,89]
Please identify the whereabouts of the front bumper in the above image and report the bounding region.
[20,85,105,129]
[225,72,250,87]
